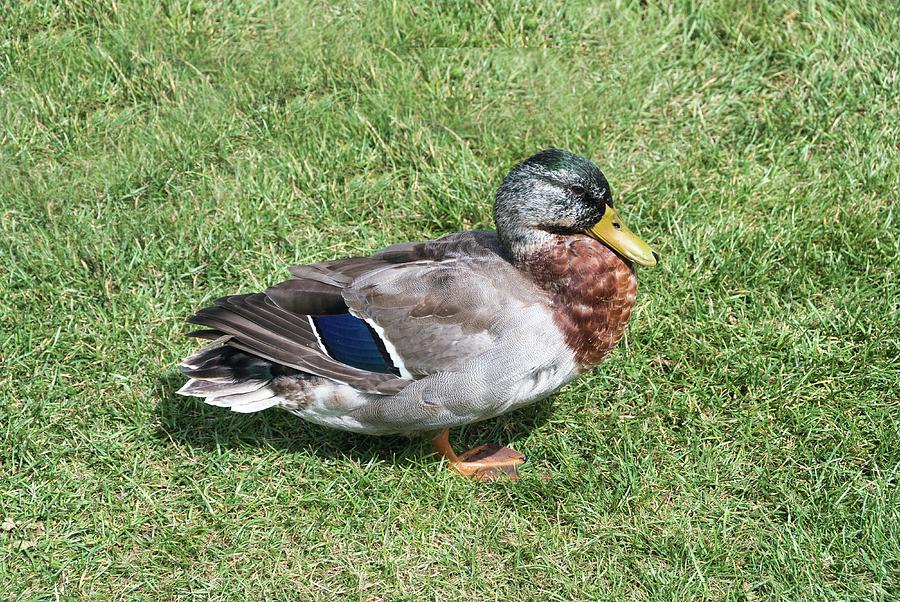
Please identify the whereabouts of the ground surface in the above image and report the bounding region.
[1,1,898,600]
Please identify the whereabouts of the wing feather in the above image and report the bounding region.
[187,296,410,394]
[184,231,545,395]
[342,232,546,377]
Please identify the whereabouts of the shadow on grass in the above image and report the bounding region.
[152,370,555,467]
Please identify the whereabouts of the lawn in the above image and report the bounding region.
[1,0,898,599]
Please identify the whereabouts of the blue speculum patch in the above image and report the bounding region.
[311,313,399,376]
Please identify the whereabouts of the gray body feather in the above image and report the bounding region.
[179,231,580,434]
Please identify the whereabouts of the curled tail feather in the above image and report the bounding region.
[178,337,303,413]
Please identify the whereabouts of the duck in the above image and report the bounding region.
[178,149,658,479]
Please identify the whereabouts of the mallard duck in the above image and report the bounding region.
[178,149,657,479]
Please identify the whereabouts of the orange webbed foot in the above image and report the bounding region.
[432,430,526,481]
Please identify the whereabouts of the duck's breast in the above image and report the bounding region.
[523,235,638,369]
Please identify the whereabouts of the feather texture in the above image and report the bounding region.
[186,293,411,394]
[310,313,399,376]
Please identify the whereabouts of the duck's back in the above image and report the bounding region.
[339,231,550,377]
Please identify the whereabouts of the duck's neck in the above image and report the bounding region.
[517,234,638,369]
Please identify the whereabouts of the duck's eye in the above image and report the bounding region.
[568,185,585,196]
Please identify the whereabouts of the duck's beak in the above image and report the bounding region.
[586,207,658,267]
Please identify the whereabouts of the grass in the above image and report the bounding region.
[1,0,898,599]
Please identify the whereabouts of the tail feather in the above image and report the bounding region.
[208,386,277,407]
[230,398,280,413]
[178,340,303,414]
[181,338,232,369]
[214,388,281,413]
[177,377,266,397]
[180,343,286,382]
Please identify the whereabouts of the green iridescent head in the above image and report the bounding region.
[494,149,657,267]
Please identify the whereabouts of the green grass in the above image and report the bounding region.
[1,0,898,599]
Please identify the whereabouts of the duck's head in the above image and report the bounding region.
[494,149,657,268]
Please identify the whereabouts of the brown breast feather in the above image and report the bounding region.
[523,234,638,369]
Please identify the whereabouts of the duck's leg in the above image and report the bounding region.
[431,429,526,480]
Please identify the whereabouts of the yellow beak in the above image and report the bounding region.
[586,207,658,267]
